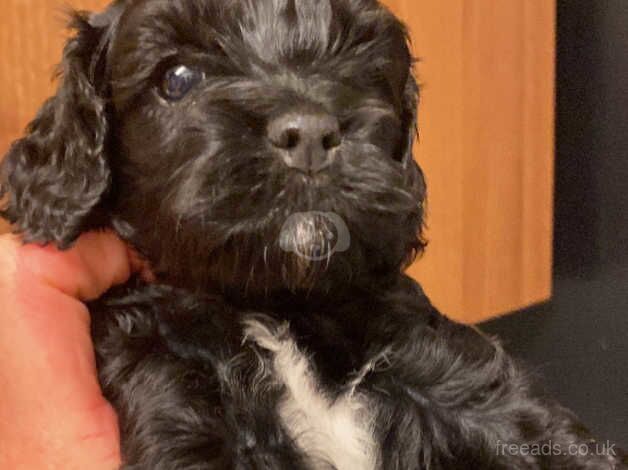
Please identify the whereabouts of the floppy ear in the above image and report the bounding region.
[0,9,120,247]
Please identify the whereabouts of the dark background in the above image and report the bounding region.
[483,0,628,448]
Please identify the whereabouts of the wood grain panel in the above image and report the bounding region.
[0,0,109,154]
[385,0,467,318]
[386,0,556,322]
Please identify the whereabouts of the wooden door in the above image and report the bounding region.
[0,0,555,323]
[385,0,556,323]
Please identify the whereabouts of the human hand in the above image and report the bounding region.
[0,231,145,470]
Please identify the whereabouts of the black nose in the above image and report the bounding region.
[267,111,341,174]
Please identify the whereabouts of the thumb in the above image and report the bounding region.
[16,230,136,301]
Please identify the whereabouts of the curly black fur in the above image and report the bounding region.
[1,0,626,468]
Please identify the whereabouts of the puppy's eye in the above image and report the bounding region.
[161,65,203,101]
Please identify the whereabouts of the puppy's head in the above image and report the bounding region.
[1,0,425,297]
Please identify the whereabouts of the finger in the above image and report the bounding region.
[16,230,134,301]
[127,246,156,283]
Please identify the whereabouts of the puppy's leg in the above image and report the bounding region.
[364,284,627,469]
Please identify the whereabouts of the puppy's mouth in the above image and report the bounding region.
[285,168,334,187]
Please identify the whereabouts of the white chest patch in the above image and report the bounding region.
[243,318,380,470]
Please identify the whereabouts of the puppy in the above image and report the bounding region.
[1,0,626,468]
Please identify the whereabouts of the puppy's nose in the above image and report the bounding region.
[267,111,341,174]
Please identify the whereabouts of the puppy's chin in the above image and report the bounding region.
[184,225,357,298]
[145,221,409,305]
[118,215,365,301]
[278,211,349,263]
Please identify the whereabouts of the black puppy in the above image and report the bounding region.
[1,0,625,468]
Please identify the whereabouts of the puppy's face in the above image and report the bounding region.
[1,0,425,297]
